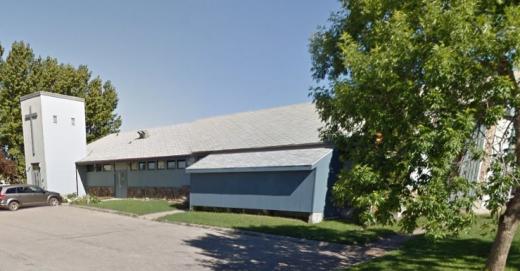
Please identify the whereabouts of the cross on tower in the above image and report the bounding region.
[24,106,38,156]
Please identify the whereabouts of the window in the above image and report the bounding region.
[177,160,186,169]
[71,117,76,126]
[28,186,44,193]
[103,164,113,171]
[95,164,102,172]
[5,188,16,194]
[157,161,165,170]
[130,162,138,171]
[138,162,146,171]
[86,165,94,172]
[147,161,156,170]
[17,187,29,194]
[53,115,58,124]
[167,160,176,169]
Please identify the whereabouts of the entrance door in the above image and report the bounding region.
[31,163,41,187]
[115,170,128,198]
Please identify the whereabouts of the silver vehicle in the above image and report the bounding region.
[0,184,62,211]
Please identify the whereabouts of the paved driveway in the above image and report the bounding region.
[0,206,401,271]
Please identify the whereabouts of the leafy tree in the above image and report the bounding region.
[0,41,122,178]
[85,78,122,142]
[0,42,37,176]
[0,149,17,182]
[310,1,520,270]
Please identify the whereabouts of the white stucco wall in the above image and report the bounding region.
[21,96,48,187]
[21,93,87,195]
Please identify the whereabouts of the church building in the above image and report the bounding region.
[21,92,337,223]
[21,91,494,222]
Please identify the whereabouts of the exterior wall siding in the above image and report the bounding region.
[311,151,333,213]
[190,170,316,213]
[460,125,487,182]
[127,169,190,187]
[79,164,191,198]
[85,171,114,186]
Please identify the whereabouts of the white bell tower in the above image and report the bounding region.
[20,92,87,195]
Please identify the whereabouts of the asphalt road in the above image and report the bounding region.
[0,206,393,271]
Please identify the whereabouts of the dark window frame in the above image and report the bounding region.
[157,161,166,170]
[177,160,187,169]
[147,161,157,170]
[167,160,176,169]
[103,164,113,172]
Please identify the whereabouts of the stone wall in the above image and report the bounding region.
[127,186,190,200]
[87,186,114,197]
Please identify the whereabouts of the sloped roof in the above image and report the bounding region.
[186,148,333,173]
[79,103,325,163]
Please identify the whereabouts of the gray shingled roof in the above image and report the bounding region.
[79,103,324,163]
[186,148,332,173]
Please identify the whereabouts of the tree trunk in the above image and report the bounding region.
[485,191,520,270]
[485,104,520,270]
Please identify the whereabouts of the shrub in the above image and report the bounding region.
[69,195,100,205]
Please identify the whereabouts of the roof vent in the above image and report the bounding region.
[137,130,149,139]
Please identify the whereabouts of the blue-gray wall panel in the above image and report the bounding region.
[191,171,311,196]
[85,171,114,186]
[311,151,333,213]
[190,170,316,213]
[127,169,190,187]
[79,167,190,188]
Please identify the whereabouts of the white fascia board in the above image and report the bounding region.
[186,165,313,174]
[309,149,333,169]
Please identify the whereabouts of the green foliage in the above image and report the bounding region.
[76,199,177,215]
[0,41,122,178]
[350,216,520,270]
[0,147,16,181]
[310,0,520,238]
[69,194,101,205]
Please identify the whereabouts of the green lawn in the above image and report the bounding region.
[78,199,177,215]
[350,217,520,271]
[160,211,397,245]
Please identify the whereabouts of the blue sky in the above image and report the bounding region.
[0,0,339,131]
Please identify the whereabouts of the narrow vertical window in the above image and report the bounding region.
[167,161,176,169]
[71,117,76,126]
[53,115,58,124]
[177,160,187,169]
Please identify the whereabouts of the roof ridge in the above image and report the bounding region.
[91,102,313,143]
[81,102,322,163]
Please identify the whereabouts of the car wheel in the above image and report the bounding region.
[48,197,60,207]
[8,201,19,211]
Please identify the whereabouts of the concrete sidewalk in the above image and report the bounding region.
[139,209,185,220]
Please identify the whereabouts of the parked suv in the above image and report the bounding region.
[0,184,62,211]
